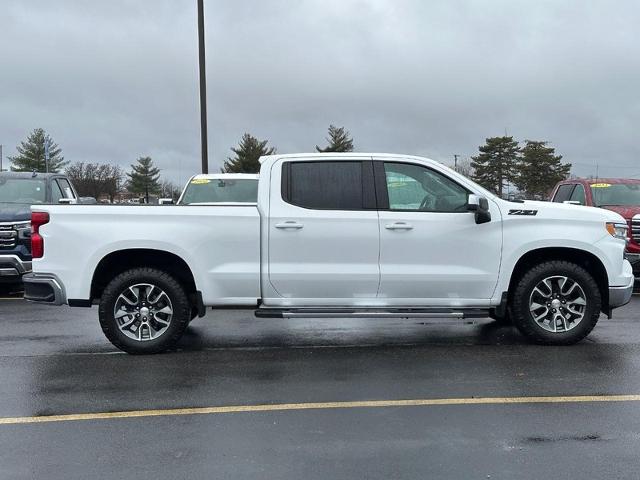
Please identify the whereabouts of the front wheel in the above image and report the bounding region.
[98,268,191,354]
[511,261,601,345]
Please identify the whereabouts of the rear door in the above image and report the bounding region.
[267,157,380,304]
[375,158,502,304]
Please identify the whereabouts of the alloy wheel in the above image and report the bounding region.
[528,275,587,333]
[113,283,174,341]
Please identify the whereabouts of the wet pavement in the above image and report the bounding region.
[1,291,640,479]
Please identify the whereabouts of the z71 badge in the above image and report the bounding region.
[508,209,538,216]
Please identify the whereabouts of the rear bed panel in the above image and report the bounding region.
[32,204,261,306]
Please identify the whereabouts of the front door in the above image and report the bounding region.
[267,158,380,304]
[375,159,502,305]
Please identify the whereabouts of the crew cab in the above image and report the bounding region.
[24,153,634,354]
[0,172,79,284]
[550,178,640,278]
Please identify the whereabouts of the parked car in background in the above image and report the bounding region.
[0,172,81,284]
[550,178,640,278]
[177,173,259,205]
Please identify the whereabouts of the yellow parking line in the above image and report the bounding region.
[1,394,640,426]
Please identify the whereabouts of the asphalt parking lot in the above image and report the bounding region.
[1,289,640,479]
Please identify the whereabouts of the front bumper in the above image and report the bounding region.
[22,273,66,305]
[0,255,32,282]
[609,274,635,309]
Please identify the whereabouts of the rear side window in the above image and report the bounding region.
[282,161,372,210]
[552,184,575,203]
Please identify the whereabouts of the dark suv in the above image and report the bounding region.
[0,172,79,284]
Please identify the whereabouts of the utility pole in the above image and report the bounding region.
[0,144,3,172]
[453,154,459,171]
[197,0,209,174]
[44,138,50,173]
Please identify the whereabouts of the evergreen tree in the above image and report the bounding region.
[515,141,571,199]
[471,136,520,197]
[9,128,67,173]
[315,125,354,152]
[222,133,276,173]
[127,156,161,203]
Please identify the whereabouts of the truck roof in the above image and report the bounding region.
[259,152,436,163]
[189,173,259,180]
[0,171,61,179]
[561,177,640,185]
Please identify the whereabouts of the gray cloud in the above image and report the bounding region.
[1,0,639,185]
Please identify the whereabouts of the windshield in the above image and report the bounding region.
[179,178,258,204]
[0,177,47,204]
[590,183,640,207]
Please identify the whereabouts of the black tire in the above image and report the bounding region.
[99,268,191,354]
[511,261,601,345]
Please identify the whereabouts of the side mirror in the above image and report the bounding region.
[159,198,175,205]
[467,194,491,224]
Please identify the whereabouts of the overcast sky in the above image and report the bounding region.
[1,0,639,185]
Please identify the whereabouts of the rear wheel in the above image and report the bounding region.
[98,268,190,354]
[511,261,601,345]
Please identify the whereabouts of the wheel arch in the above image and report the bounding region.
[507,247,609,312]
[91,248,198,302]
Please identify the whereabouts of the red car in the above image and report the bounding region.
[550,178,640,278]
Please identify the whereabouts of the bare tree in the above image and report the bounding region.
[66,162,124,202]
[159,179,182,200]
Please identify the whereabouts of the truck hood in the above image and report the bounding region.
[599,205,640,221]
[0,203,32,223]
[499,199,626,224]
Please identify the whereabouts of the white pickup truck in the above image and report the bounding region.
[23,153,634,354]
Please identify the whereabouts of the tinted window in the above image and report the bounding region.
[383,162,468,212]
[284,161,364,210]
[569,184,586,205]
[552,184,575,203]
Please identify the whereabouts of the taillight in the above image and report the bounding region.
[31,212,49,259]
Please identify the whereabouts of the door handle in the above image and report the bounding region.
[385,222,413,230]
[275,221,304,230]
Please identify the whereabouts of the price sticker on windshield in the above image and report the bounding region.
[591,183,611,188]
[190,179,210,185]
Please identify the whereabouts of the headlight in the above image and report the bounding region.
[606,222,628,241]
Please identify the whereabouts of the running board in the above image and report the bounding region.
[254,307,490,320]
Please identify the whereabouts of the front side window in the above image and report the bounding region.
[51,180,65,203]
[56,179,75,199]
[383,163,468,212]
[283,161,365,210]
[569,184,586,205]
[552,184,575,203]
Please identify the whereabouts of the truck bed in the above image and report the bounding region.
[34,204,261,306]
